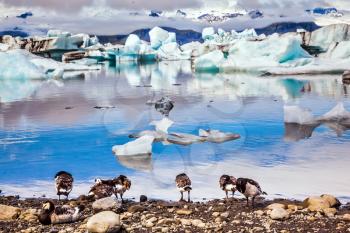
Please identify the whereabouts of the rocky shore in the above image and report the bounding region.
[1,195,350,233]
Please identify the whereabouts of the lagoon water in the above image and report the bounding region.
[0,61,350,202]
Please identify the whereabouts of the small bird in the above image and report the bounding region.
[88,180,115,200]
[219,175,237,199]
[175,173,192,202]
[54,171,73,200]
[39,200,84,225]
[155,97,174,116]
[236,178,267,208]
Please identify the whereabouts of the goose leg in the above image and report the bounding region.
[58,194,60,201]
[180,192,183,201]
[246,197,249,206]
[187,191,190,202]
[225,191,228,199]
[232,191,235,198]
[120,193,124,203]
[252,196,256,209]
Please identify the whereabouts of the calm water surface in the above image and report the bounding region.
[0,61,350,202]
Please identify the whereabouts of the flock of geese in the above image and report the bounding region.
[38,170,266,225]
[38,98,266,225]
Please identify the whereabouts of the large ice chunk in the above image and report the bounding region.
[194,50,225,72]
[149,27,170,50]
[319,102,350,121]
[150,117,174,134]
[112,135,155,156]
[0,50,46,79]
[284,105,316,124]
[202,27,215,40]
[157,42,191,60]
[124,34,141,54]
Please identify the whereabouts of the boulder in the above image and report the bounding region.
[266,203,287,210]
[320,194,341,208]
[269,207,289,220]
[176,209,193,215]
[303,196,330,212]
[343,213,350,221]
[92,197,121,212]
[191,219,205,228]
[140,195,148,203]
[0,204,21,220]
[323,208,337,217]
[87,211,121,233]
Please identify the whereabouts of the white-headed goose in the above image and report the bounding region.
[54,171,73,200]
[39,200,84,225]
[175,173,192,202]
[219,175,237,199]
[236,178,267,208]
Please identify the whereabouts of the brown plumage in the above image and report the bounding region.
[88,183,115,200]
[90,175,131,201]
[175,173,192,202]
[236,178,267,208]
[219,175,237,199]
[39,201,84,225]
[55,171,73,200]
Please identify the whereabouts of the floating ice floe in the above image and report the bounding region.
[130,117,174,142]
[167,133,205,145]
[0,49,100,80]
[112,135,155,156]
[194,50,225,72]
[318,102,350,122]
[284,105,316,125]
[199,129,240,143]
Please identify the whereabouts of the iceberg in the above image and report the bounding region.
[199,129,240,143]
[0,50,46,79]
[284,105,316,124]
[150,117,174,134]
[202,27,215,40]
[124,34,141,54]
[157,42,191,60]
[194,50,225,72]
[149,27,170,50]
[112,135,155,156]
[167,133,204,145]
[318,103,350,121]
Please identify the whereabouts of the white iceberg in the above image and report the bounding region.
[202,27,215,40]
[149,27,170,50]
[112,135,155,156]
[150,117,174,134]
[167,133,204,145]
[194,50,225,72]
[199,129,240,143]
[318,103,350,121]
[124,34,141,54]
[0,50,46,79]
[157,42,191,60]
[284,105,316,124]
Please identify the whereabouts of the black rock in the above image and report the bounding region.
[140,195,148,203]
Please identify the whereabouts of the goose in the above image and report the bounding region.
[236,178,267,208]
[54,171,73,200]
[199,129,240,143]
[112,135,155,156]
[155,97,174,116]
[92,175,131,201]
[219,175,237,199]
[112,175,131,201]
[88,181,115,200]
[175,173,192,202]
[39,201,84,225]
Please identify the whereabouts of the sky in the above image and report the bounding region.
[1,0,349,13]
[0,0,349,35]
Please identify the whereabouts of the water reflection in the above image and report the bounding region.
[0,61,349,201]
